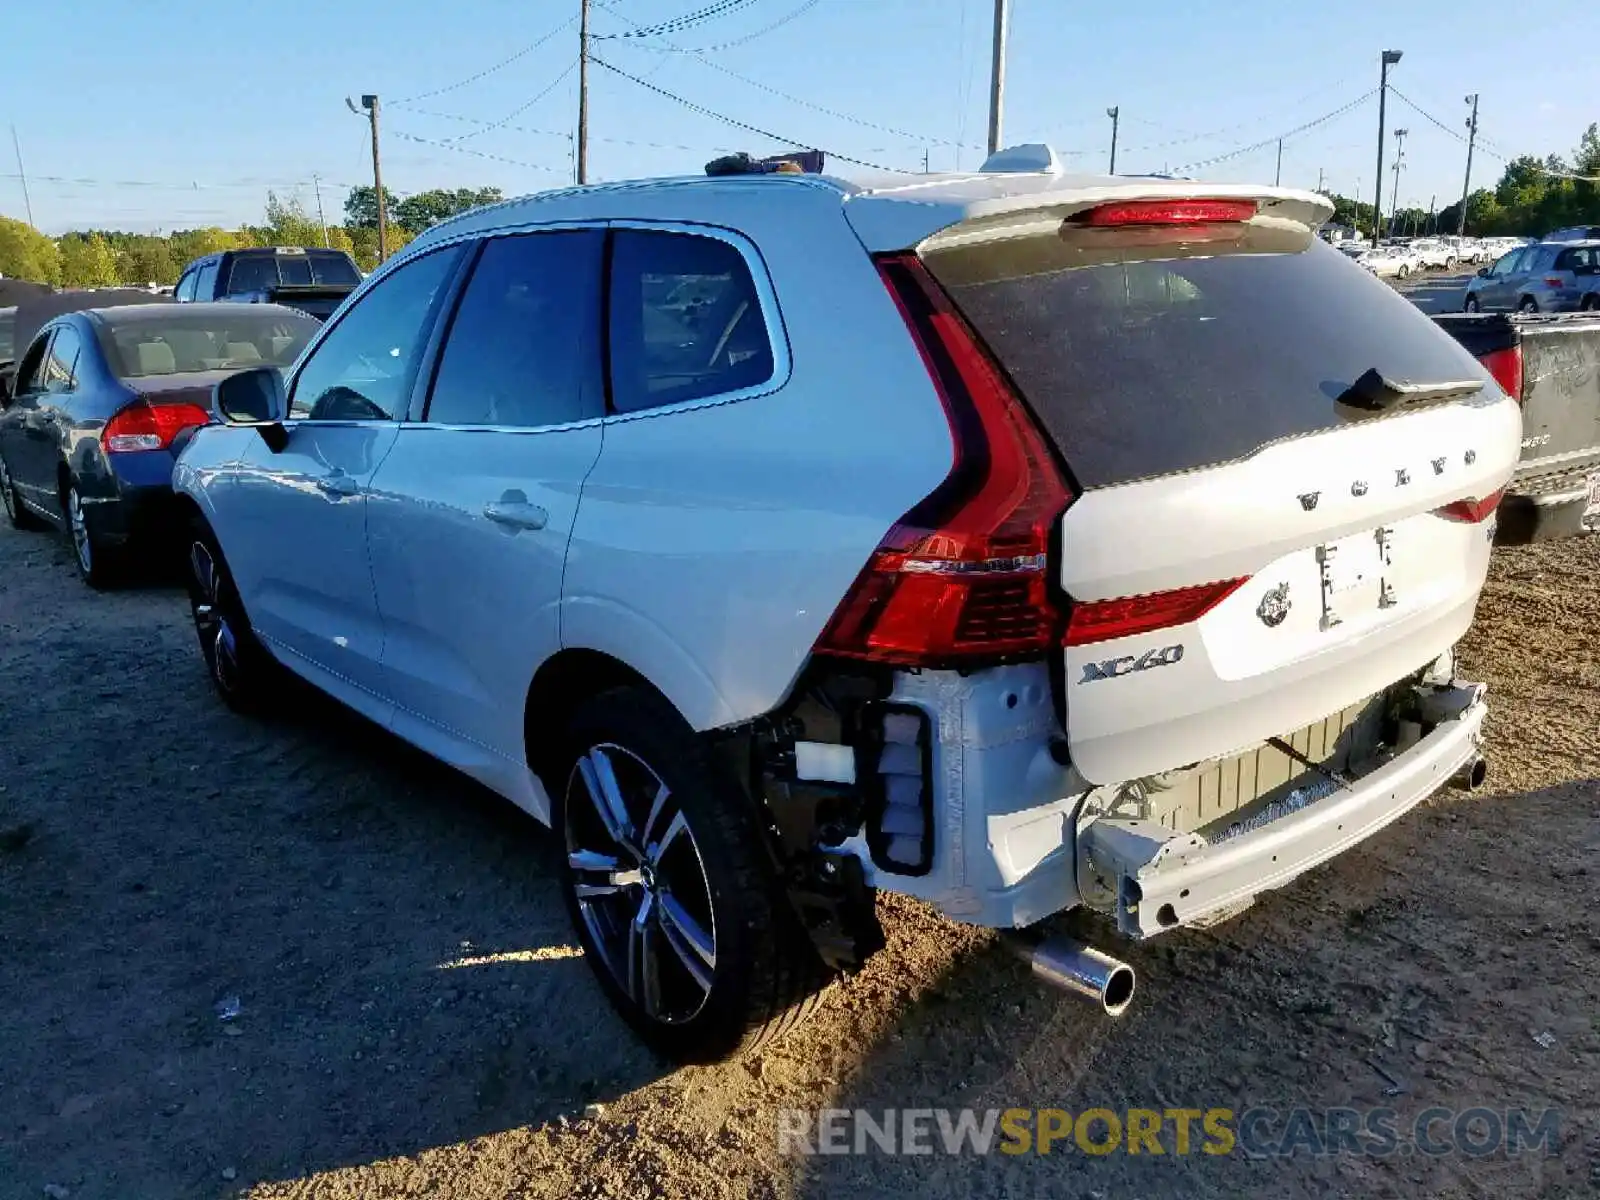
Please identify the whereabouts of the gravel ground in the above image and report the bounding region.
[1,518,1597,1200]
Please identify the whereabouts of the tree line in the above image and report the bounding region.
[0,185,503,288]
[1322,123,1600,239]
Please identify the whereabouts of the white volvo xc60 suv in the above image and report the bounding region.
[173,147,1519,1061]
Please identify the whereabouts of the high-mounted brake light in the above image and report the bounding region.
[1074,199,1258,227]
[1478,346,1523,402]
[103,402,211,454]
[1435,488,1505,524]
[813,254,1074,668]
[1064,579,1247,647]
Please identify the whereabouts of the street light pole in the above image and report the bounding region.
[985,0,1010,156]
[1389,127,1408,239]
[1458,94,1480,237]
[1107,106,1120,174]
[1374,49,1402,245]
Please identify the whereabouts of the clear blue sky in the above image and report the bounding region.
[3,0,1595,234]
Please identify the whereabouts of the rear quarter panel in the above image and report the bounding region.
[560,189,954,730]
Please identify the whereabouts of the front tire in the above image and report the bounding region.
[1581,294,1599,312]
[1463,295,1481,313]
[555,686,827,1063]
[0,454,44,530]
[186,521,279,712]
[1518,297,1538,314]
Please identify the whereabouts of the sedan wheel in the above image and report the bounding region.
[1582,295,1599,312]
[1519,297,1538,314]
[1463,295,1481,313]
[0,455,43,530]
[65,483,118,588]
[556,686,830,1062]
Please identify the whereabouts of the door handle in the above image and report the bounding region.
[483,499,549,531]
[315,473,360,498]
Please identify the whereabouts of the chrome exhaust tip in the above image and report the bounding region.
[1450,754,1487,792]
[1004,934,1136,1017]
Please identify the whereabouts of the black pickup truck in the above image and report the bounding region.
[1434,311,1600,543]
[174,246,361,320]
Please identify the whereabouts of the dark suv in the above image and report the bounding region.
[175,247,362,320]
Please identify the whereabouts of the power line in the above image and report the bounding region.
[1168,91,1376,175]
[666,0,821,50]
[444,62,578,144]
[1388,88,1600,182]
[0,171,366,192]
[595,0,762,40]
[588,56,909,172]
[389,130,566,175]
[383,106,737,153]
[594,0,973,149]
[393,17,575,104]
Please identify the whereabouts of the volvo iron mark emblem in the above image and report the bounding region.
[1257,581,1291,628]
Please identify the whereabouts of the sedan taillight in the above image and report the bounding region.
[103,402,211,454]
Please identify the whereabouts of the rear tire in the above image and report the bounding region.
[0,454,44,530]
[554,685,829,1063]
[1518,297,1538,314]
[1463,295,1481,313]
[185,520,280,712]
[65,481,120,590]
[1582,294,1599,312]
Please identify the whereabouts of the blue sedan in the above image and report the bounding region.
[0,302,317,587]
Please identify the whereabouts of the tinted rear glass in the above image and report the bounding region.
[0,311,13,361]
[925,230,1489,489]
[100,309,319,377]
[225,252,359,293]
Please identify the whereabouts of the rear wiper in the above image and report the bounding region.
[1337,368,1484,412]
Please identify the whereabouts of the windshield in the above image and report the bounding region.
[101,309,318,378]
[925,230,1490,489]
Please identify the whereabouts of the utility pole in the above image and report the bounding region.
[1107,106,1120,174]
[922,147,931,174]
[985,0,1010,156]
[577,0,591,184]
[348,95,388,263]
[1275,138,1283,186]
[1426,193,1435,235]
[1316,166,1325,193]
[1389,127,1408,239]
[10,125,34,227]
[312,175,329,247]
[1458,93,1480,237]
[1375,49,1403,246]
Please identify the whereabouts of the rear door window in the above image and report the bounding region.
[41,327,82,393]
[194,261,219,299]
[606,229,776,414]
[924,229,1488,489]
[426,230,603,428]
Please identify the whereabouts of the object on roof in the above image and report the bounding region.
[704,149,826,177]
[978,143,1065,175]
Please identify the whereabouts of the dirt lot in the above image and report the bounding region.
[2,517,1598,1200]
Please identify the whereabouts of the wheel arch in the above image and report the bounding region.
[523,648,668,783]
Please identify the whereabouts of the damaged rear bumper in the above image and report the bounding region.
[1078,680,1487,938]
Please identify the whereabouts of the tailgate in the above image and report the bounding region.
[924,213,1521,784]
[1510,316,1600,472]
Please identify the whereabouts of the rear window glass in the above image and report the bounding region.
[225,252,360,294]
[101,310,319,377]
[925,231,1490,489]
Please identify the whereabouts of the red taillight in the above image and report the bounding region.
[1074,199,1258,227]
[1063,579,1247,647]
[813,254,1074,667]
[1478,346,1523,403]
[1435,488,1505,524]
[103,402,211,454]
[1544,276,1564,288]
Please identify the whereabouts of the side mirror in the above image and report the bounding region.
[214,365,289,452]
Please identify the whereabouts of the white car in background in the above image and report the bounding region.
[1410,239,1458,270]
[170,151,1518,1060]
[1356,246,1419,278]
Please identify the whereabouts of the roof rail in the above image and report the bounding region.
[978,143,1064,175]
